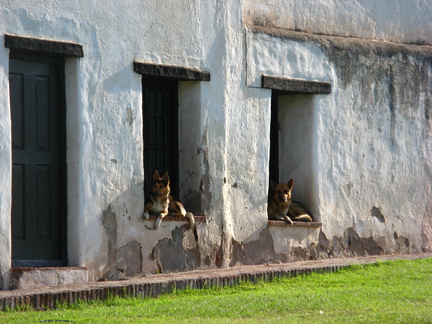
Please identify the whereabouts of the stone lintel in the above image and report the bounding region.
[262,74,331,94]
[134,61,210,81]
[4,34,84,57]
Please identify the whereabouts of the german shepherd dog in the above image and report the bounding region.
[144,170,197,239]
[268,178,313,224]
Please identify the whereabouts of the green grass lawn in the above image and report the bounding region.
[1,257,431,323]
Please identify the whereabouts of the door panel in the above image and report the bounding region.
[11,164,25,240]
[9,56,65,265]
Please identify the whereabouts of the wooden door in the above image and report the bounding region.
[9,54,66,266]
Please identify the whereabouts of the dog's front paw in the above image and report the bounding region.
[154,217,162,229]
[284,216,293,225]
[143,212,150,220]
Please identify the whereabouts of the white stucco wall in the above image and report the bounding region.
[0,0,431,288]
[243,0,432,45]
[0,38,12,289]
[0,0,271,283]
[0,0,223,282]
[245,24,432,256]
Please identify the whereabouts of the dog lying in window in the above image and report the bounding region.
[267,178,313,224]
[144,170,197,240]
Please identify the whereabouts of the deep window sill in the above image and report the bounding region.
[268,221,322,228]
[145,214,205,222]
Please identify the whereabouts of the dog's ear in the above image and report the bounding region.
[153,170,160,181]
[269,179,277,191]
[162,172,170,185]
[287,178,294,190]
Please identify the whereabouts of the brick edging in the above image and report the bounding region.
[0,265,343,310]
[1,252,431,311]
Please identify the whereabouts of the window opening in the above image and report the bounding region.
[135,62,210,214]
[142,78,179,197]
[265,75,330,225]
[269,92,318,223]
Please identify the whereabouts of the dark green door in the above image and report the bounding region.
[9,54,66,267]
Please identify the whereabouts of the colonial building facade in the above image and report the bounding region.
[0,0,431,289]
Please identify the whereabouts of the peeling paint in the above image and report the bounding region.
[231,226,321,266]
[125,107,134,126]
[215,244,223,268]
[102,206,143,280]
[102,206,117,280]
[231,228,277,266]
[116,240,142,278]
[151,227,200,273]
[371,206,385,223]
[318,227,387,258]
[394,232,410,253]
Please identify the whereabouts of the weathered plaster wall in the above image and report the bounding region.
[317,36,432,256]
[0,0,273,284]
[245,26,432,258]
[0,33,11,289]
[239,0,432,257]
[0,0,223,284]
[0,0,431,289]
[242,0,432,45]
[231,225,321,267]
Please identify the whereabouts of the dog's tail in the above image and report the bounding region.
[170,198,198,241]
[290,214,313,222]
[186,212,198,241]
[288,201,313,222]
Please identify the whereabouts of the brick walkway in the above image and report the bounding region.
[1,252,431,310]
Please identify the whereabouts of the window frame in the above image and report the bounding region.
[264,74,331,226]
[134,61,210,207]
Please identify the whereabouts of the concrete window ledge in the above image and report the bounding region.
[144,214,206,222]
[267,221,322,228]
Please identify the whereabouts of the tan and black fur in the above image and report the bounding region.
[143,170,197,239]
[268,178,313,224]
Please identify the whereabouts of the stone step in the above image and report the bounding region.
[10,267,88,290]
